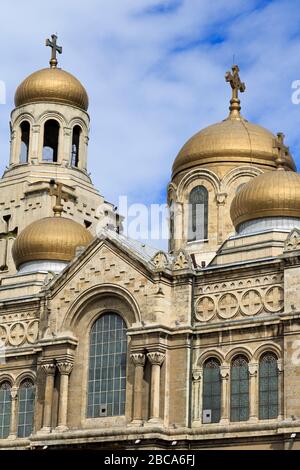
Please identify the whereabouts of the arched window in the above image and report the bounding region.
[42,119,60,162]
[87,313,127,418]
[19,121,30,163]
[71,125,82,167]
[230,355,249,422]
[0,382,12,438]
[203,358,221,423]
[188,186,208,242]
[17,379,35,438]
[259,353,279,420]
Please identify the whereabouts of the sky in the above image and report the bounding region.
[1,0,300,249]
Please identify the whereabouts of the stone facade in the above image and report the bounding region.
[1,56,300,451]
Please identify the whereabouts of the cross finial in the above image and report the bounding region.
[274,132,289,170]
[225,64,246,118]
[45,34,62,68]
[49,180,68,217]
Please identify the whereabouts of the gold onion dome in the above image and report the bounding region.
[12,216,93,269]
[14,67,89,111]
[14,34,89,111]
[230,169,300,229]
[172,65,296,177]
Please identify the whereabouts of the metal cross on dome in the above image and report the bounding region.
[274,132,289,169]
[225,64,246,116]
[46,34,62,68]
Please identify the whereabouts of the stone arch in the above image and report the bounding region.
[253,343,281,362]
[62,283,141,332]
[15,370,36,388]
[177,168,220,202]
[225,346,253,364]
[0,374,14,387]
[195,349,225,368]
[221,166,263,193]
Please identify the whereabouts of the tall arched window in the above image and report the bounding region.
[17,379,35,438]
[0,381,12,439]
[230,355,249,422]
[42,119,60,162]
[87,313,127,418]
[203,358,221,423]
[259,353,279,420]
[71,125,82,167]
[19,121,30,163]
[188,186,208,242]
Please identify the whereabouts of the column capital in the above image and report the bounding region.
[57,361,73,376]
[220,365,230,379]
[249,362,258,377]
[130,353,146,367]
[192,369,202,381]
[147,351,165,366]
[40,362,56,376]
[277,358,283,372]
[10,386,18,400]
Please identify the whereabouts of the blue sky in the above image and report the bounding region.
[1,0,300,248]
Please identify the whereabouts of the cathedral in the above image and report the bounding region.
[0,35,300,450]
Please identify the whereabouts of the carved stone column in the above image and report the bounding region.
[147,351,165,423]
[56,361,73,431]
[277,359,284,420]
[8,386,18,439]
[192,369,202,422]
[216,193,227,245]
[40,362,56,432]
[130,353,146,424]
[249,363,258,422]
[220,366,230,424]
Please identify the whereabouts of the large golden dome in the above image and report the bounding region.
[230,169,300,229]
[172,115,296,177]
[15,67,89,111]
[12,216,93,269]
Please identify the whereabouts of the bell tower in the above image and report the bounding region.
[0,35,118,276]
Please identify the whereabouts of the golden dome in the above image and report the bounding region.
[172,115,296,177]
[230,169,300,229]
[15,67,89,111]
[12,216,93,269]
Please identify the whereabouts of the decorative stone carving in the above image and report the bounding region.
[218,293,239,319]
[130,353,146,367]
[40,363,56,376]
[265,286,284,312]
[192,370,202,381]
[173,250,190,270]
[57,361,73,376]
[152,251,169,270]
[27,320,39,343]
[248,363,258,377]
[9,322,26,346]
[241,290,262,316]
[195,296,215,322]
[284,228,300,252]
[0,325,8,345]
[147,351,165,366]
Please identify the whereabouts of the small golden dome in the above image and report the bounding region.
[230,169,300,229]
[172,115,296,177]
[12,216,93,269]
[15,67,89,111]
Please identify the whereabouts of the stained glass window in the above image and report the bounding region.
[259,353,278,420]
[0,382,11,438]
[203,358,221,423]
[17,379,35,438]
[188,186,208,242]
[87,313,127,418]
[231,356,249,422]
